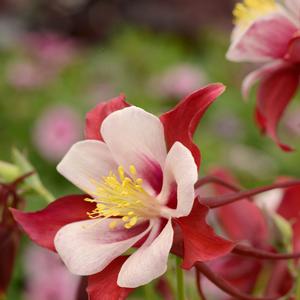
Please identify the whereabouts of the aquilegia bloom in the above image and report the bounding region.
[227,0,300,151]
[13,84,237,299]
[54,106,198,287]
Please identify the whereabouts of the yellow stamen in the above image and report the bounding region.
[233,0,278,27]
[129,165,137,177]
[85,165,160,230]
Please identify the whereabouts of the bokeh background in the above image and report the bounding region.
[1,0,300,299]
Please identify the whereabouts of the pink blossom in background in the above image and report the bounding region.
[23,244,80,300]
[151,64,207,99]
[33,106,82,162]
[6,61,54,89]
[6,32,78,89]
[24,32,78,68]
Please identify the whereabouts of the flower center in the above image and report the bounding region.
[233,0,278,27]
[85,165,160,229]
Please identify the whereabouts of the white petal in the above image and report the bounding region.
[227,12,297,63]
[54,219,151,276]
[57,140,117,194]
[285,0,300,20]
[255,189,284,213]
[101,107,167,175]
[140,218,162,247]
[158,142,198,218]
[242,61,286,99]
[117,219,174,288]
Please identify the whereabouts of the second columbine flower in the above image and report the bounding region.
[227,0,300,151]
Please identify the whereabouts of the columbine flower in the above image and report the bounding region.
[53,110,198,288]
[226,0,300,151]
[12,84,237,299]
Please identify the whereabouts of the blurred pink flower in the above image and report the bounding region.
[24,32,77,67]
[6,32,78,89]
[23,244,80,300]
[152,64,207,99]
[33,106,82,162]
[6,61,54,89]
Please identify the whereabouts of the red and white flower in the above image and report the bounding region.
[12,84,236,299]
[227,0,300,151]
[54,106,199,288]
[206,168,300,298]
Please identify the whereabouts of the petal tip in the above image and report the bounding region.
[10,208,25,226]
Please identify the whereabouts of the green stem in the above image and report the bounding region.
[295,270,300,299]
[251,263,272,296]
[176,256,185,300]
[143,284,153,300]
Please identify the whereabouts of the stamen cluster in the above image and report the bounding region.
[233,0,277,26]
[85,165,160,229]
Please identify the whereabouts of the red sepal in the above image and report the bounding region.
[285,35,300,63]
[87,256,133,300]
[277,185,300,220]
[211,169,268,247]
[175,201,234,269]
[11,194,92,251]
[265,261,292,298]
[85,94,130,141]
[160,84,225,168]
[255,65,300,151]
[155,278,174,300]
[277,185,300,251]
[206,255,261,297]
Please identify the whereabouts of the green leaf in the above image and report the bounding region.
[11,148,55,203]
[0,160,20,182]
[272,213,293,252]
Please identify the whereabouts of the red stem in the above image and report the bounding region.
[11,171,35,188]
[195,175,241,193]
[195,262,276,300]
[171,246,277,300]
[199,180,300,208]
[233,244,300,260]
[195,269,207,300]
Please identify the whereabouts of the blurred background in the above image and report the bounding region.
[1,0,300,299]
